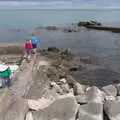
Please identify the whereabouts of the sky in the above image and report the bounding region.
[0,0,120,9]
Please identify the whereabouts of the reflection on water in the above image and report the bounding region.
[0,26,120,73]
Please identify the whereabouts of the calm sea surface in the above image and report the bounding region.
[0,9,120,73]
[0,9,120,28]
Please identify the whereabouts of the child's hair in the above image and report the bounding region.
[25,39,29,41]
[32,33,35,36]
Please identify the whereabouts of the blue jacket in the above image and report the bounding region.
[31,36,38,44]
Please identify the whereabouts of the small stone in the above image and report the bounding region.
[105,96,116,101]
[60,78,66,83]
[50,82,63,93]
[61,83,70,93]
[76,95,87,104]
[73,82,84,95]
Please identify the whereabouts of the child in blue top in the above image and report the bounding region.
[31,34,39,53]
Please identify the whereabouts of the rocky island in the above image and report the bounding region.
[78,20,120,33]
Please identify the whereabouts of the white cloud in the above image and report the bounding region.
[0,1,120,9]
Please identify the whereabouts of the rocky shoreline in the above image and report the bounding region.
[0,45,119,120]
[0,43,24,65]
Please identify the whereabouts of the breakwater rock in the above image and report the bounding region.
[78,20,120,33]
[0,47,120,120]
[78,20,101,27]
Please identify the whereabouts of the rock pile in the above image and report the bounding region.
[24,75,120,120]
[1,48,120,120]
[45,26,57,30]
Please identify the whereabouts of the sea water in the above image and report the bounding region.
[0,9,120,28]
[0,9,120,73]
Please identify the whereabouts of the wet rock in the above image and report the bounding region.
[64,29,72,33]
[32,94,79,120]
[102,85,117,97]
[78,20,101,27]
[104,99,120,120]
[64,28,78,33]
[46,26,57,30]
[69,66,79,71]
[69,64,84,72]
[47,47,60,52]
[4,98,28,120]
[115,83,120,96]
[73,82,85,95]
[80,56,91,64]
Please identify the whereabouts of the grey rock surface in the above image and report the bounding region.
[73,82,84,95]
[102,85,117,97]
[86,86,104,102]
[78,101,103,120]
[4,98,28,120]
[76,95,87,104]
[78,86,103,120]
[104,99,120,120]
[32,94,79,120]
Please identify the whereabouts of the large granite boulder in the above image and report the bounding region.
[102,85,117,97]
[104,99,120,120]
[78,86,104,120]
[32,94,79,120]
[86,86,104,102]
[78,101,103,120]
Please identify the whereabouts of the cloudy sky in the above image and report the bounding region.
[0,0,120,9]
